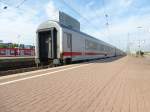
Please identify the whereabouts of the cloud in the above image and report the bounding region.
[0,0,150,51]
[0,0,60,45]
[91,13,150,51]
[45,0,59,20]
[86,1,95,9]
[0,2,44,45]
[119,0,134,7]
[64,0,150,51]
[0,0,63,44]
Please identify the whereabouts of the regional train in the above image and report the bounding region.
[0,48,35,57]
[35,20,125,65]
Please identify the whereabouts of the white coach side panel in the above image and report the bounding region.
[62,28,85,60]
[61,25,121,62]
[71,31,85,61]
[63,32,71,56]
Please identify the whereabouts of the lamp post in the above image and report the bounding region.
[136,26,146,56]
[137,26,143,52]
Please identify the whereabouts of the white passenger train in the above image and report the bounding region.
[36,12,124,64]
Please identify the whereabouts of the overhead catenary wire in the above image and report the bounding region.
[0,0,9,9]
[0,0,38,17]
[102,0,114,45]
[16,0,28,8]
[0,0,28,10]
[60,0,102,31]
[60,0,115,44]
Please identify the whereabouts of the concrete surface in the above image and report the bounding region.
[0,56,150,112]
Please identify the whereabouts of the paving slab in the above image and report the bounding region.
[0,56,150,112]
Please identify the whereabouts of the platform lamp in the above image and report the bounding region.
[137,26,143,52]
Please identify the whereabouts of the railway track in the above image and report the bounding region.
[0,56,124,77]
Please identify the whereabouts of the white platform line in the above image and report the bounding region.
[0,64,81,80]
[0,63,92,86]
[0,58,105,80]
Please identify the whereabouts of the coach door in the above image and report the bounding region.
[38,31,52,63]
[67,33,72,57]
[52,28,57,59]
[38,28,57,64]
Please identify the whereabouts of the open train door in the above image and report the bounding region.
[38,31,52,64]
[38,28,57,65]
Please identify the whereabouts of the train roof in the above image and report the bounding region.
[61,24,115,48]
[37,20,116,49]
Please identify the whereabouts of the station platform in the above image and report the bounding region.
[0,56,150,112]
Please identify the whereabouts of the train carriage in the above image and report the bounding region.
[36,21,122,65]
[36,12,124,65]
[0,48,35,57]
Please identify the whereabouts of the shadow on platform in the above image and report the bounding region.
[95,55,126,63]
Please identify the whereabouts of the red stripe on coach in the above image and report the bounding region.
[63,52,107,56]
[63,52,82,56]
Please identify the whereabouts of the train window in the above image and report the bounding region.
[105,47,108,51]
[99,45,103,51]
[0,50,6,55]
[85,40,89,49]
[67,33,72,48]
[103,46,105,51]
[24,50,31,55]
[10,50,15,55]
[85,40,98,50]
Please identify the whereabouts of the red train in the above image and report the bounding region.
[0,48,35,57]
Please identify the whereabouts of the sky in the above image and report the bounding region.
[0,0,150,52]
